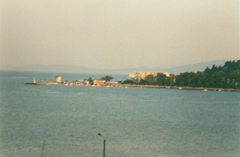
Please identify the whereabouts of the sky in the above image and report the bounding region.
[0,0,239,69]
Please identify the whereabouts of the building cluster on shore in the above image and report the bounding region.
[129,71,170,82]
[29,75,120,87]
[25,72,240,92]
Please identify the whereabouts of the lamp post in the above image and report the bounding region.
[41,139,45,157]
[98,133,106,157]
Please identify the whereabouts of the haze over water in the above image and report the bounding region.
[1,71,240,156]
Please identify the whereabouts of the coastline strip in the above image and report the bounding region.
[25,82,240,92]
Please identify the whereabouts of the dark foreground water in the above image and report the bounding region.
[0,71,240,157]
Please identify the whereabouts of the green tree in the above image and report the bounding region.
[101,75,113,81]
[156,73,168,86]
[145,74,156,85]
[139,79,147,85]
[87,77,94,85]
[123,79,136,84]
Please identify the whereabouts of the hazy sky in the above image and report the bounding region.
[0,0,239,69]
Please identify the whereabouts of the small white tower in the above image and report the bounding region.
[33,76,36,83]
[55,75,61,83]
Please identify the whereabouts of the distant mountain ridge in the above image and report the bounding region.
[1,60,227,75]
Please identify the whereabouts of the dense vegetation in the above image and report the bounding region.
[100,75,113,81]
[122,60,240,89]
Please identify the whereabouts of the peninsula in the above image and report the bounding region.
[25,60,240,92]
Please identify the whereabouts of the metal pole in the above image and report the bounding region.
[103,139,106,157]
[98,133,106,157]
[41,140,45,157]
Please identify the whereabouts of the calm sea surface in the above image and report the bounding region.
[0,71,240,157]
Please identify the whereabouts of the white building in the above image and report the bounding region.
[93,79,106,86]
[55,75,61,83]
[33,76,36,83]
[129,72,170,82]
[84,81,90,86]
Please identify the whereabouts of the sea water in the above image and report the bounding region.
[0,71,240,157]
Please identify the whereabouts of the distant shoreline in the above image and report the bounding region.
[25,82,240,92]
